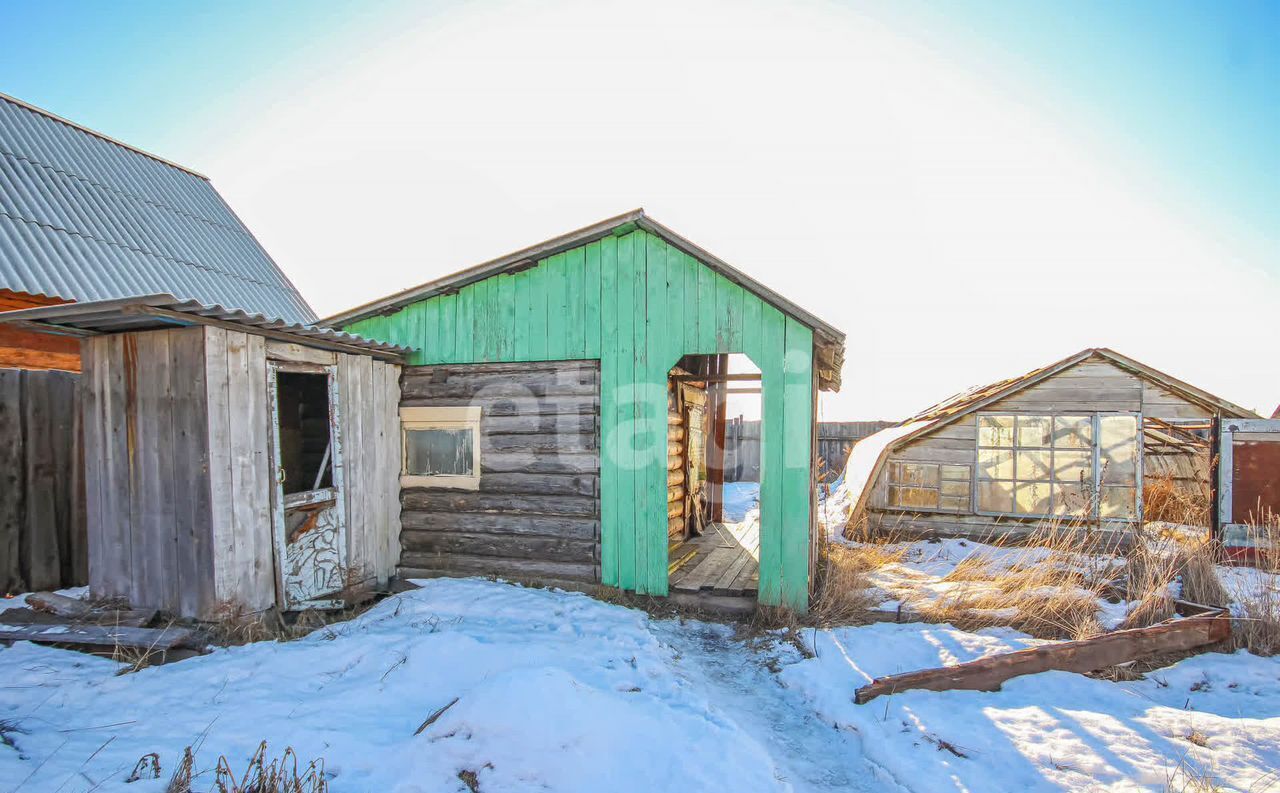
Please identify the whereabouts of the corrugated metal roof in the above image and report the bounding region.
[0,294,410,359]
[0,93,316,324]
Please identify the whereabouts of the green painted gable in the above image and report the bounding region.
[345,228,816,610]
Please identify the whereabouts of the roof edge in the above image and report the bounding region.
[322,209,846,344]
[0,92,209,181]
[322,209,646,326]
[1090,347,1258,420]
[0,293,410,359]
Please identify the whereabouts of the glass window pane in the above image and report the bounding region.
[1014,481,1051,515]
[1016,449,1051,481]
[977,449,1014,480]
[1053,482,1092,516]
[892,462,939,487]
[1099,486,1137,519]
[940,464,969,481]
[978,480,1014,513]
[1053,416,1093,449]
[941,481,968,497]
[979,416,1015,448]
[940,495,968,512]
[1099,415,1138,485]
[890,486,939,508]
[406,428,474,476]
[1016,416,1052,448]
[1053,450,1092,484]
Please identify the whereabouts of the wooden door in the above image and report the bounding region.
[268,362,348,609]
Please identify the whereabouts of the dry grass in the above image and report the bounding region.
[919,584,1105,640]
[1178,542,1230,609]
[1117,539,1179,630]
[941,555,995,583]
[903,518,1127,640]
[202,567,382,648]
[807,538,907,626]
[1144,472,1211,527]
[1228,520,1280,657]
[154,741,329,793]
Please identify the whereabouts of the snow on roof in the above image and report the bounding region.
[824,421,930,539]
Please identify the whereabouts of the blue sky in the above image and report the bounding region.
[884,0,1280,262]
[4,0,1274,252]
[2,0,1277,416]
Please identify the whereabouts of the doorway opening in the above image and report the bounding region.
[275,370,334,495]
[269,364,346,609]
[667,353,761,601]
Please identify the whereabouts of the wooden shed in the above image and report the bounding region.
[0,296,409,618]
[328,211,846,612]
[840,348,1258,544]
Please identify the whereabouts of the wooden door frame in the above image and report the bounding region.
[266,360,348,610]
[1217,417,1280,535]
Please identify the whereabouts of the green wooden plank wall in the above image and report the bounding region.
[346,230,815,610]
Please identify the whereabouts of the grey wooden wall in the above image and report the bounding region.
[82,327,223,615]
[723,419,893,483]
[397,360,601,586]
[82,327,402,618]
[333,349,402,588]
[0,368,85,593]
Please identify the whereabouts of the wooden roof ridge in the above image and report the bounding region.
[321,209,846,346]
[908,348,1257,424]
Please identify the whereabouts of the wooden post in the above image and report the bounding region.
[705,354,729,524]
[1209,414,1221,543]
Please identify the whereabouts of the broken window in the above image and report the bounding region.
[976,413,1138,519]
[400,406,482,489]
[275,371,334,495]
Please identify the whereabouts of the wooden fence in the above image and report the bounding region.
[723,419,894,483]
[0,368,86,593]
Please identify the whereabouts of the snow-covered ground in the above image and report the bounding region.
[835,534,1280,631]
[2,578,1278,792]
[722,481,759,522]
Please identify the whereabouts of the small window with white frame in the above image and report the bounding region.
[400,406,482,490]
[888,462,971,512]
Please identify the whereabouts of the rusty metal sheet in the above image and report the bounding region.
[1232,439,1280,525]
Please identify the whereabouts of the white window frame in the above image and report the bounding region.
[973,411,1143,522]
[400,405,482,490]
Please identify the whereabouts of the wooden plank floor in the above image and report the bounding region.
[669,518,760,597]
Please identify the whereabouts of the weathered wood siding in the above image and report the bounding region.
[82,327,402,617]
[83,327,222,613]
[333,350,402,588]
[0,368,85,592]
[346,229,816,610]
[864,357,1218,540]
[397,360,600,585]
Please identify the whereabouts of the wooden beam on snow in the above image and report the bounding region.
[853,613,1231,704]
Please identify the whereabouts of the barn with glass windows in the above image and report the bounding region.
[329,210,846,613]
[840,348,1258,544]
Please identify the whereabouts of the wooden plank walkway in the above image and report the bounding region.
[669,518,760,597]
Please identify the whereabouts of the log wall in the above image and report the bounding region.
[397,360,601,585]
